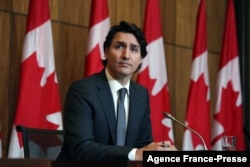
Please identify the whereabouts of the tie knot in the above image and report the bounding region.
[119,88,127,101]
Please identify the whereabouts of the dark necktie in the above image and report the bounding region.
[116,88,127,146]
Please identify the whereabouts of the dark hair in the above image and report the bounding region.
[102,21,148,72]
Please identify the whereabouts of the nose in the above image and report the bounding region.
[122,47,130,59]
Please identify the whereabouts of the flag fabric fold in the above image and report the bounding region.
[211,0,245,150]
[84,0,110,77]
[182,0,211,150]
[8,0,63,158]
[137,0,174,143]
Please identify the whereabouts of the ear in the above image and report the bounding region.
[139,56,143,64]
[104,53,107,59]
[104,49,108,59]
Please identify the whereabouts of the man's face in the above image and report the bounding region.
[105,32,142,80]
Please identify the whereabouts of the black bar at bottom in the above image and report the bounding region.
[143,151,250,167]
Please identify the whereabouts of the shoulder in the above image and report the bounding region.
[130,80,148,95]
[69,71,106,92]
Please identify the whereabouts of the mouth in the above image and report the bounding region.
[119,61,132,67]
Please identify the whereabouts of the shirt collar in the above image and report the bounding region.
[105,68,130,95]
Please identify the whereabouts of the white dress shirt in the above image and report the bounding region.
[105,68,137,160]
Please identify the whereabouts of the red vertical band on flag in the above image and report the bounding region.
[89,0,109,27]
[211,0,245,150]
[84,0,110,77]
[137,0,174,143]
[26,0,50,33]
[8,0,62,158]
[182,0,211,150]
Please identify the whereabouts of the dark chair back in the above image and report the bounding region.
[16,125,64,160]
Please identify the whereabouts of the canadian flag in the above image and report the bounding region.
[211,0,245,150]
[137,0,174,142]
[182,0,211,150]
[8,0,63,158]
[84,0,110,77]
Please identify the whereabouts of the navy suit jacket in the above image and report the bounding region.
[57,70,153,161]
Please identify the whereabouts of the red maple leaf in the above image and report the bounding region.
[137,67,171,141]
[186,74,210,149]
[213,81,244,150]
[216,81,240,134]
[84,45,103,77]
[15,52,61,148]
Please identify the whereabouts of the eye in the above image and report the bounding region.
[114,43,125,50]
[130,46,139,53]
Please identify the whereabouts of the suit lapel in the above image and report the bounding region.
[96,71,117,143]
[125,82,142,146]
[95,71,144,146]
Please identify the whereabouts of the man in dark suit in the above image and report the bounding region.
[57,21,176,161]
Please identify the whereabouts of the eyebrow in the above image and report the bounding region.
[115,41,140,48]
